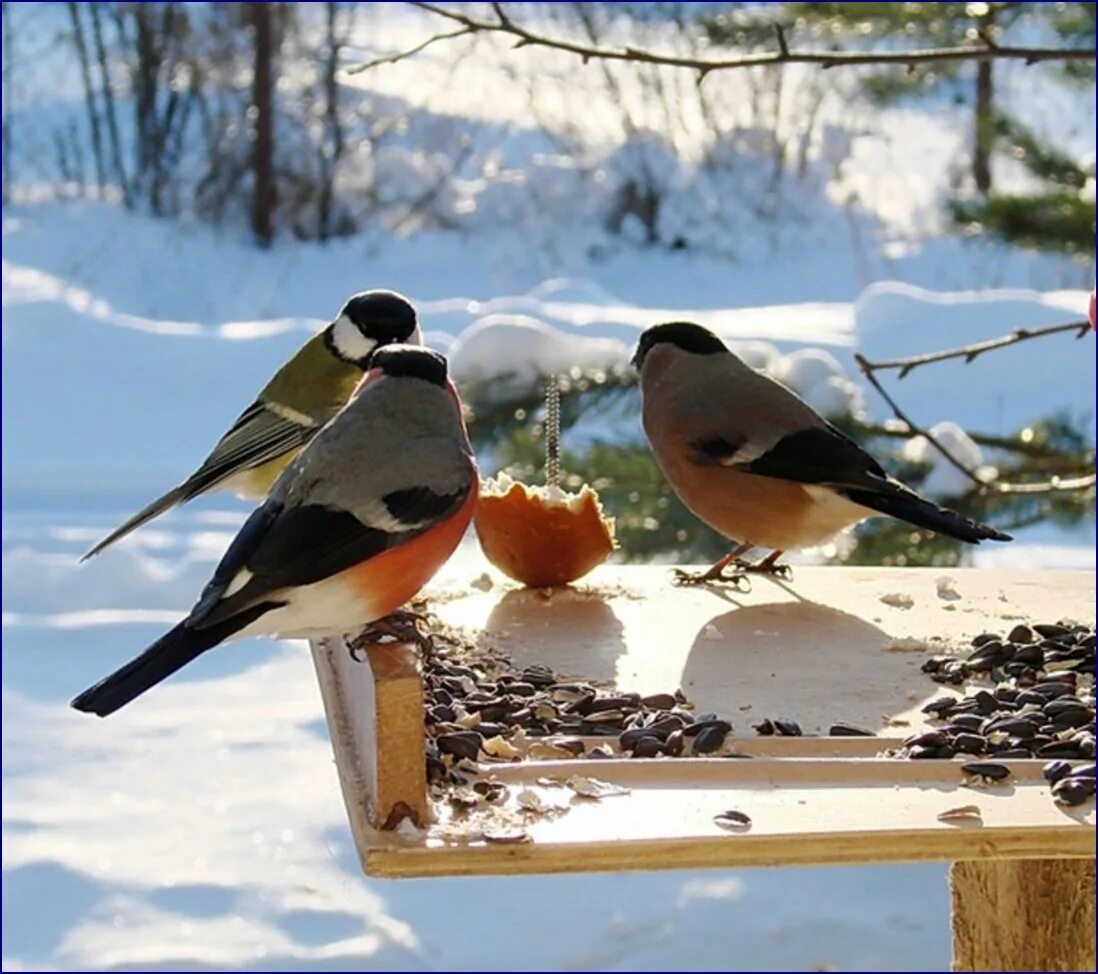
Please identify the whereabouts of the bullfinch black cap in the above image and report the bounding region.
[632,321,727,369]
[370,345,448,386]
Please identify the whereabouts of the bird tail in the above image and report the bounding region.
[81,484,191,562]
[71,620,223,717]
[844,485,1011,543]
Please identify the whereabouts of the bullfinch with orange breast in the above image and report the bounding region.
[632,322,1010,585]
[72,345,477,717]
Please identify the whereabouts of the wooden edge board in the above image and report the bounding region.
[362,756,1093,878]
[364,826,1095,879]
[470,756,1086,784]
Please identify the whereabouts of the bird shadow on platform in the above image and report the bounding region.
[481,587,627,684]
[679,599,926,734]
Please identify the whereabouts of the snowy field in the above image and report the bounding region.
[3,3,1096,971]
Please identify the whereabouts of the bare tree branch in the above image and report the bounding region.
[859,320,1091,379]
[347,2,1097,75]
[346,25,474,74]
[854,320,1097,497]
[854,352,992,492]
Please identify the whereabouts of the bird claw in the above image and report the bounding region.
[346,609,434,661]
[732,558,793,581]
[671,567,752,592]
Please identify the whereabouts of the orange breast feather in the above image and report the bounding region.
[340,485,478,620]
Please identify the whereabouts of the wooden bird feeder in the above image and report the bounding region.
[310,565,1096,972]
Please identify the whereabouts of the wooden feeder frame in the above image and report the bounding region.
[311,566,1096,972]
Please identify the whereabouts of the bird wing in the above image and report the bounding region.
[188,373,476,631]
[690,424,891,492]
[188,483,471,630]
[178,399,317,497]
[689,422,1011,544]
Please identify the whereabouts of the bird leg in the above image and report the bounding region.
[672,543,753,589]
[347,609,433,661]
[740,550,793,580]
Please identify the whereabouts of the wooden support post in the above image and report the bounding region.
[310,636,428,837]
[950,858,1096,972]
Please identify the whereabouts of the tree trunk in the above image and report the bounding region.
[972,9,995,196]
[250,1,275,248]
[2,1,14,203]
[66,2,106,197]
[89,2,131,207]
[317,1,344,242]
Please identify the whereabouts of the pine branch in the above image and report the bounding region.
[349,2,1097,75]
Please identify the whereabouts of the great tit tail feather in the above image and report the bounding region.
[80,484,192,562]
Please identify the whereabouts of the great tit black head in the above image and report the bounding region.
[327,289,421,365]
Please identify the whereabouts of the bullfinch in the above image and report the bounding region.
[83,289,422,560]
[72,345,477,717]
[633,322,1010,584]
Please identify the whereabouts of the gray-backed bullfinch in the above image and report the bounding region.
[82,289,423,560]
[72,345,477,717]
[632,322,1010,585]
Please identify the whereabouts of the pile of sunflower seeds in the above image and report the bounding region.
[422,632,742,787]
[421,617,1096,811]
[895,620,1096,808]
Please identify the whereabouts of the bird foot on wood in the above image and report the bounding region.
[737,559,794,581]
[671,567,751,591]
[347,609,433,661]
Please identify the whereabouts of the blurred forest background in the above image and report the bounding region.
[3,1,1095,568]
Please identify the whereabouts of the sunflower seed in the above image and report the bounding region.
[961,762,1011,781]
[437,731,482,761]
[1052,777,1096,806]
[714,809,752,830]
[829,723,875,737]
[1042,760,1073,783]
[692,724,729,754]
[1007,624,1035,644]
[937,804,983,823]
